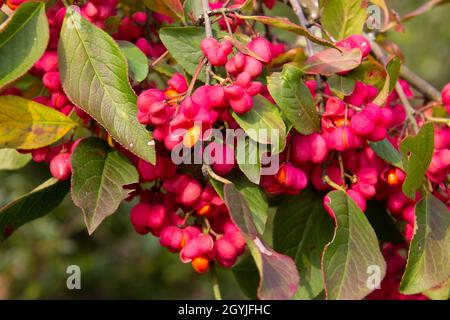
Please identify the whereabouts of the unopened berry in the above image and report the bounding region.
[50,153,72,181]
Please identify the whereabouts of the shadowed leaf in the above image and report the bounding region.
[0,178,69,241]
[71,138,139,235]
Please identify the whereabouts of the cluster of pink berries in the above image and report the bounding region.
[129,155,246,273]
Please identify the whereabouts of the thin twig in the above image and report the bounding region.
[222,12,234,36]
[400,65,441,102]
[210,263,222,300]
[289,0,314,56]
[323,175,346,191]
[425,116,450,125]
[150,50,169,68]
[187,57,207,96]
[202,164,232,184]
[395,82,419,134]
[201,0,213,84]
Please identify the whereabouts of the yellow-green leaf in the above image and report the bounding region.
[0,95,76,149]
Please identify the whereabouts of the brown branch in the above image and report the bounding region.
[399,65,441,102]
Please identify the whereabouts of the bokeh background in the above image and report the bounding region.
[1,0,449,299]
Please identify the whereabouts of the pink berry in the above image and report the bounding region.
[178,178,202,206]
[347,189,367,212]
[441,83,450,106]
[180,233,214,263]
[50,153,72,181]
[350,112,375,136]
[215,236,238,267]
[337,35,371,58]
[168,73,188,93]
[247,37,273,63]
[276,163,308,194]
[130,203,151,235]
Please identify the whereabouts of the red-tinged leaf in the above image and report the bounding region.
[303,48,362,76]
[235,14,336,49]
[399,193,450,295]
[143,0,184,21]
[223,183,299,300]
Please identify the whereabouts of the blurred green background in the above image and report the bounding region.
[0,0,449,299]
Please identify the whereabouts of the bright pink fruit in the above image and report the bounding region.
[178,178,202,206]
[168,73,188,93]
[200,38,233,66]
[206,142,236,176]
[247,37,273,63]
[442,83,450,106]
[50,153,72,181]
[180,233,214,263]
[276,163,308,194]
[347,189,367,212]
[337,34,371,58]
[130,203,151,235]
[214,236,238,267]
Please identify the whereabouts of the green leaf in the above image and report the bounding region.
[0,149,31,171]
[236,14,336,49]
[348,58,386,89]
[117,40,149,83]
[322,190,386,300]
[0,95,76,149]
[273,189,334,300]
[327,74,355,97]
[303,48,362,76]
[400,193,450,294]
[223,183,299,300]
[0,178,69,241]
[373,56,401,106]
[0,2,49,89]
[238,0,254,14]
[236,137,261,184]
[143,0,185,22]
[232,254,259,299]
[267,64,320,135]
[369,138,403,169]
[209,172,268,234]
[59,8,155,164]
[71,138,139,235]
[321,0,367,40]
[400,123,434,199]
[159,27,205,82]
[231,95,287,154]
